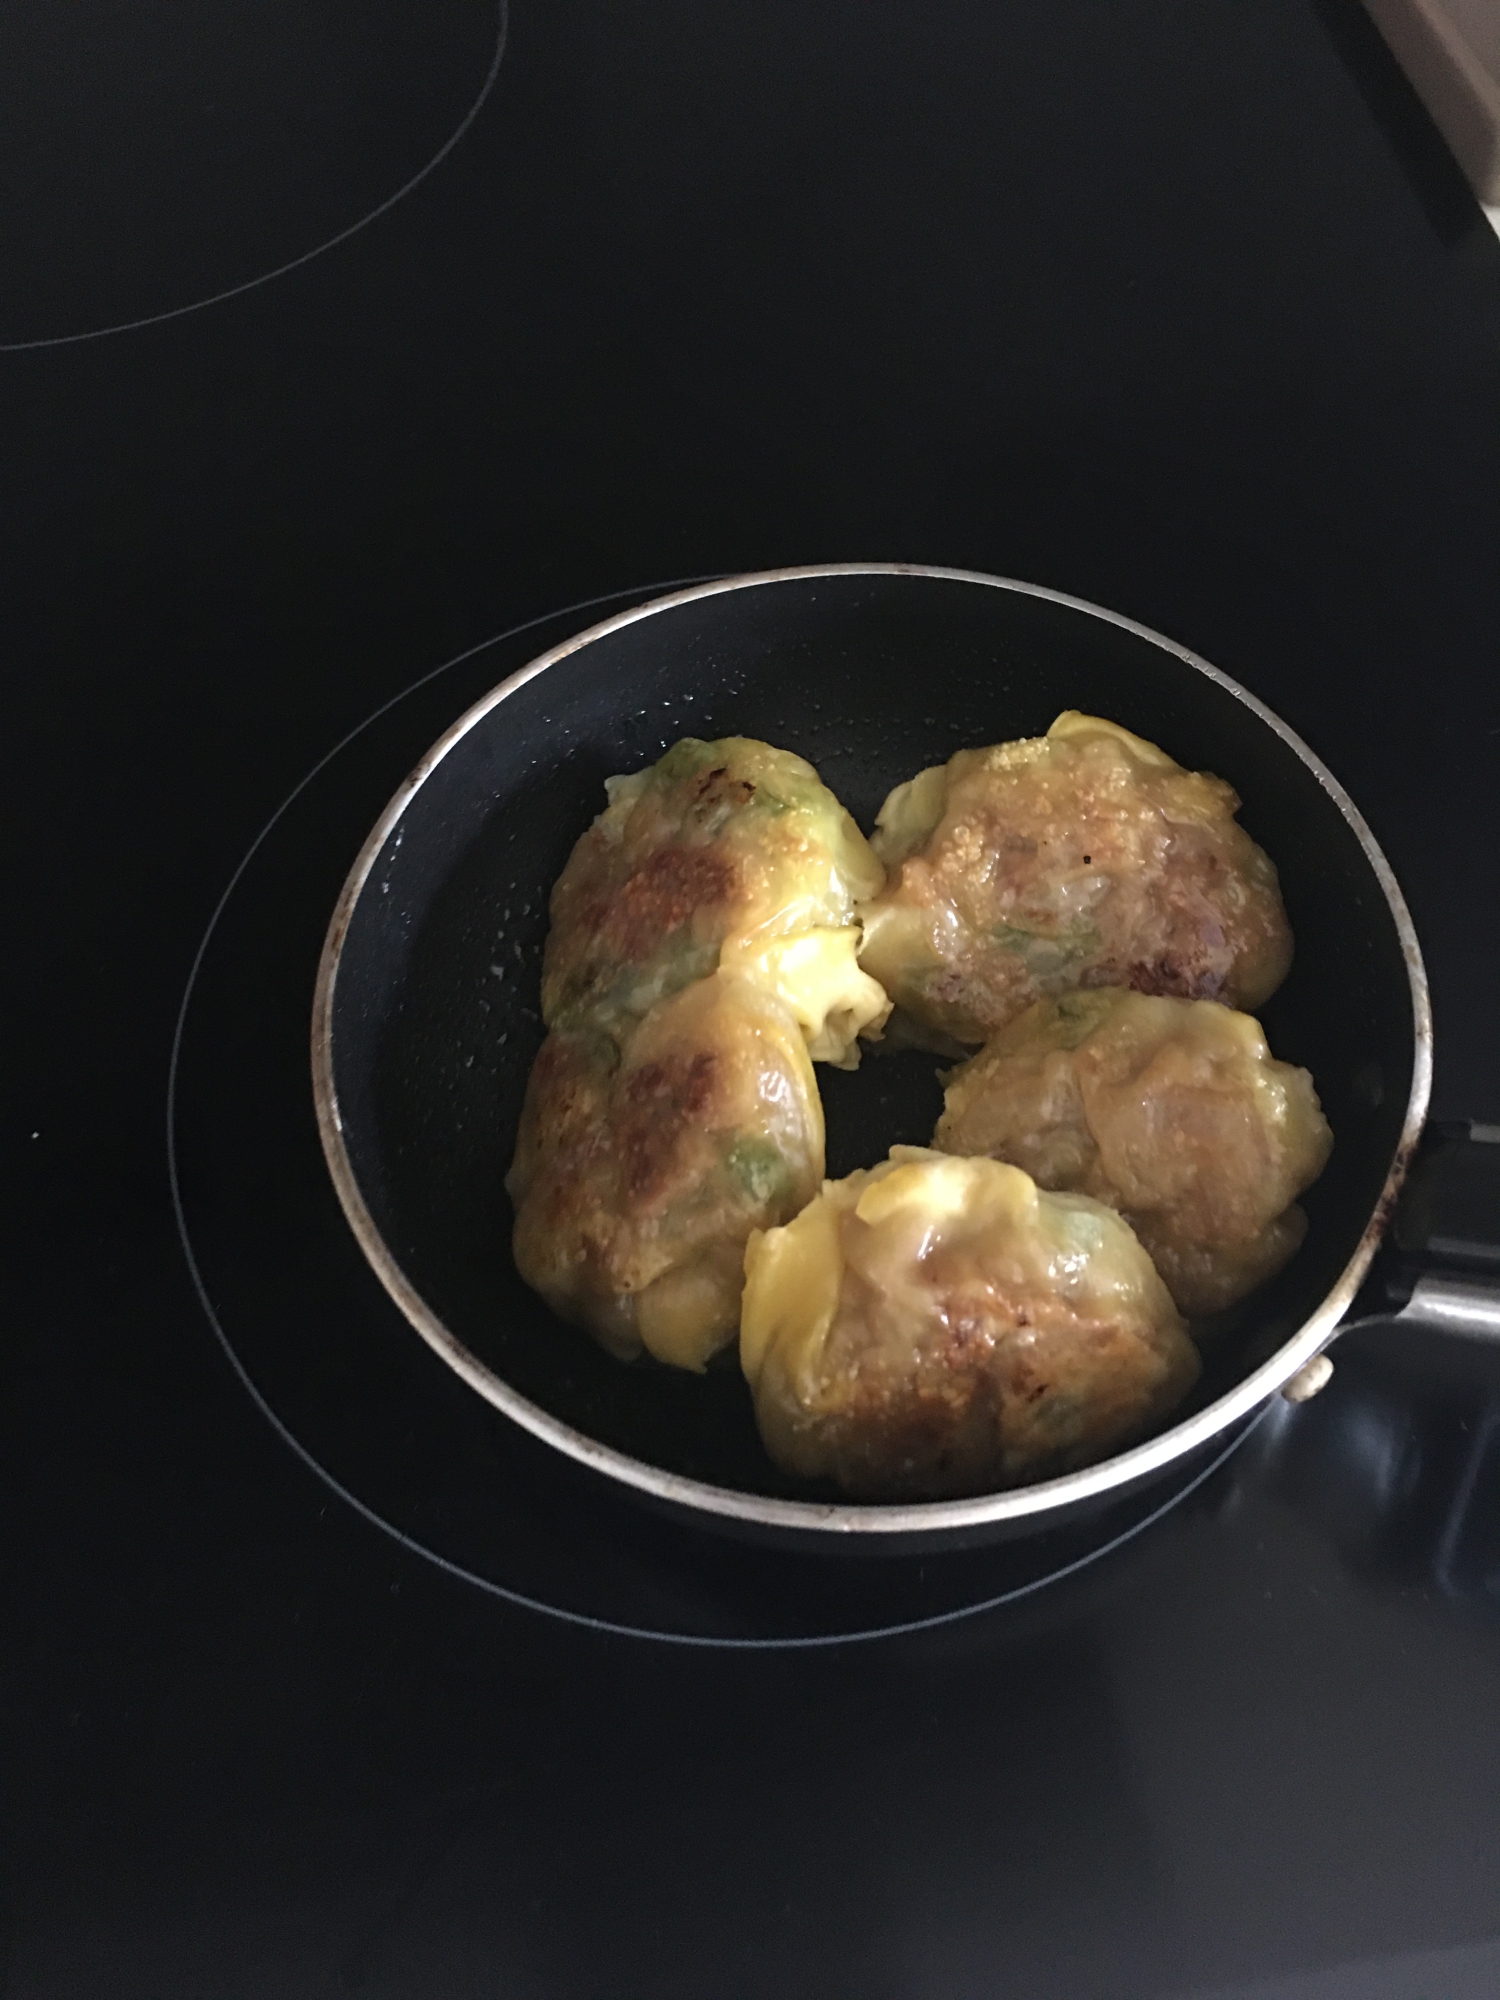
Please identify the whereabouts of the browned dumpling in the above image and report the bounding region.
[934,989,1333,1316]
[857,713,1293,1052]
[509,975,825,1371]
[510,735,893,1370]
[542,737,888,1065]
[740,1148,1199,1499]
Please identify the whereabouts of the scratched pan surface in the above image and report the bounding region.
[313,566,1428,1551]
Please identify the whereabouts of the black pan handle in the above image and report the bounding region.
[1329,1122,1500,1349]
[1285,1126,1500,1402]
[1381,1120,1500,1298]
[1386,1121,1500,1342]
[1393,1121,1500,1274]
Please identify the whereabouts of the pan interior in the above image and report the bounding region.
[327,572,1417,1501]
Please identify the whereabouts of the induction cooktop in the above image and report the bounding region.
[0,0,507,350]
[11,2,1500,1994]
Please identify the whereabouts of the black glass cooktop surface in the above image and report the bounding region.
[10,0,1500,1993]
[0,0,505,349]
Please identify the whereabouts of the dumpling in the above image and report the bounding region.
[510,736,894,1370]
[933,989,1333,1316]
[857,712,1293,1052]
[740,1148,1198,1498]
[542,737,889,1066]
[508,974,824,1371]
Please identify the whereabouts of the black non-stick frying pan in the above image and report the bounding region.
[312,565,1499,1550]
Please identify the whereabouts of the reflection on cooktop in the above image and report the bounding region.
[0,0,505,349]
[1245,1320,1500,1613]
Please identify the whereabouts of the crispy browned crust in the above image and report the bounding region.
[618,1049,721,1203]
[786,1290,1198,1500]
[860,732,1293,1046]
[508,976,824,1362]
[569,845,736,967]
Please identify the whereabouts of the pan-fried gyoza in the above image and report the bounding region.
[507,714,1327,1499]
[933,989,1333,1316]
[856,712,1293,1053]
[510,737,888,1369]
[508,973,824,1371]
[740,1148,1200,1497]
[542,736,889,1064]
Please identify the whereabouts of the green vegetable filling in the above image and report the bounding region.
[558,931,721,1037]
[991,920,1101,974]
[725,1136,794,1206]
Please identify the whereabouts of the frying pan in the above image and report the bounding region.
[311,565,1499,1550]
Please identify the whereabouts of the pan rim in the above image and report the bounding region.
[311,562,1433,1536]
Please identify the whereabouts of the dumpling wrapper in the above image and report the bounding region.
[542,736,890,1066]
[508,974,824,1370]
[741,1147,1198,1499]
[934,989,1333,1316]
[857,712,1293,1052]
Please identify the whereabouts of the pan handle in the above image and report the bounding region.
[1290,1123,1500,1402]
[1397,1272,1500,1342]
[1385,1119,1500,1335]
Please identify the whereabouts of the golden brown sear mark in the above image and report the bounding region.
[619,1049,720,1201]
[596,847,736,961]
